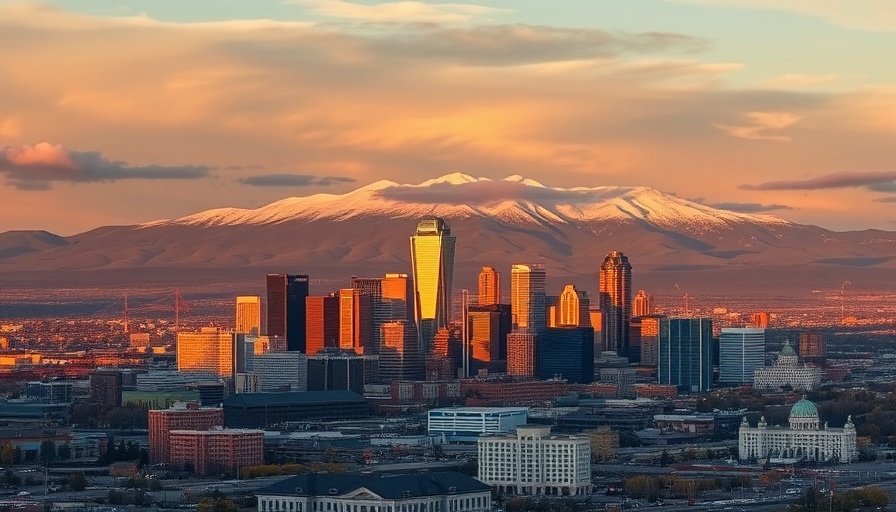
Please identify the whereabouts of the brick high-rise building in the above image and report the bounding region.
[168,429,264,476]
[148,402,224,464]
[507,331,537,378]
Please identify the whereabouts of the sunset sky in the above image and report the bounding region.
[2,0,896,235]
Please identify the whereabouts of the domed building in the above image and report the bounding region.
[738,398,857,463]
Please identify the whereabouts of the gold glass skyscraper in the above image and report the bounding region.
[558,284,590,327]
[599,251,632,354]
[510,263,546,332]
[235,295,262,335]
[410,218,456,351]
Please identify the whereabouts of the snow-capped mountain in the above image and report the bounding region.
[145,173,789,232]
[0,173,894,294]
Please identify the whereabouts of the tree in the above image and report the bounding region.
[13,446,22,464]
[57,444,71,461]
[0,442,13,465]
[3,470,21,486]
[197,496,239,512]
[67,472,87,492]
[39,440,56,465]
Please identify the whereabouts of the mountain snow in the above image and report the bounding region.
[142,173,790,230]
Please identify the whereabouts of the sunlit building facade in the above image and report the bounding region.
[478,266,501,306]
[632,289,654,318]
[380,320,424,382]
[507,331,537,377]
[235,295,263,335]
[176,328,243,377]
[599,251,632,354]
[558,285,590,327]
[410,218,456,352]
[338,288,374,355]
[148,402,223,464]
[305,294,339,355]
[753,340,822,391]
[510,264,546,332]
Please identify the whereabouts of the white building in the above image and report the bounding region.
[478,426,591,496]
[428,407,528,443]
[739,399,857,463]
[257,472,491,512]
[250,352,308,392]
[753,340,822,391]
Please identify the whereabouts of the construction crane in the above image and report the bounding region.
[674,284,690,316]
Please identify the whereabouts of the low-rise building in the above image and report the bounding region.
[478,426,591,496]
[148,402,224,464]
[428,406,528,443]
[257,472,491,512]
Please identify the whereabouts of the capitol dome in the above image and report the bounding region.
[790,399,819,419]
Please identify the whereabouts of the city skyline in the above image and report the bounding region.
[3,1,896,234]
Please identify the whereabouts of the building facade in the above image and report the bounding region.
[410,218,456,352]
[251,352,308,392]
[478,266,500,306]
[235,295,263,335]
[537,327,595,384]
[631,289,654,318]
[428,406,528,442]
[739,399,857,463]
[753,340,822,391]
[599,251,632,354]
[176,328,243,377]
[305,294,339,355]
[657,318,713,392]
[506,331,537,378]
[168,428,264,476]
[147,402,224,464]
[478,426,591,496]
[557,285,590,327]
[307,349,365,393]
[718,328,766,385]
[258,472,491,512]
[510,264,546,332]
[266,274,309,352]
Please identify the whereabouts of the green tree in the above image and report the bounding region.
[3,470,21,486]
[197,497,239,512]
[67,472,87,492]
[39,440,56,465]
[57,444,71,461]
[0,441,13,465]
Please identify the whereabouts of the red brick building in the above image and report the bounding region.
[168,429,264,476]
[461,377,569,407]
[148,402,223,464]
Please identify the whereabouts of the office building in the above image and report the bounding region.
[506,331,537,378]
[630,314,663,366]
[753,340,822,391]
[468,304,511,374]
[537,327,595,384]
[510,264,546,332]
[718,328,765,385]
[799,330,826,363]
[739,399,857,463]
[410,217,456,352]
[381,273,414,320]
[168,428,264,476]
[222,390,368,428]
[558,285,590,327]
[657,318,713,392]
[235,295,263,335]
[90,370,122,408]
[478,426,591,496]
[478,266,500,306]
[428,407,528,443]
[750,312,771,329]
[338,288,374,355]
[307,349,365,393]
[251,352,308,392]
[176,328,245,378]
[24,381,75,404]
[266,274,309,352]
[379,320,424,382]
[599,251,632,354]
[257,472,491,512]
[632,289,654,317]
[148,402,224,464]
[599,367,636,398]
[305,294,339,355]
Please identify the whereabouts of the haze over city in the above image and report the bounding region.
[3,0,896,235]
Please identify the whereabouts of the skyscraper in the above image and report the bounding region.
[235,295,263,335]
[478,266,500,306]
[510,263,546,332]
[537,327,595,383]
[599,251,632,354]
[266,274,309,352]
[380,320,424,382]
[177,327,245,378]
[351,273,414,353]
[657,318,713,392]
[338,288,374,354]
[718,327,765,385]
[410,218,456,351]
[558,284,590,327]
[305,294,339,355]
[632,289,654,318]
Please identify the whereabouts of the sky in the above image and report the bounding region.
[2,0,896,235]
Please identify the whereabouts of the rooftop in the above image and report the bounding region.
[260,472,488,499]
